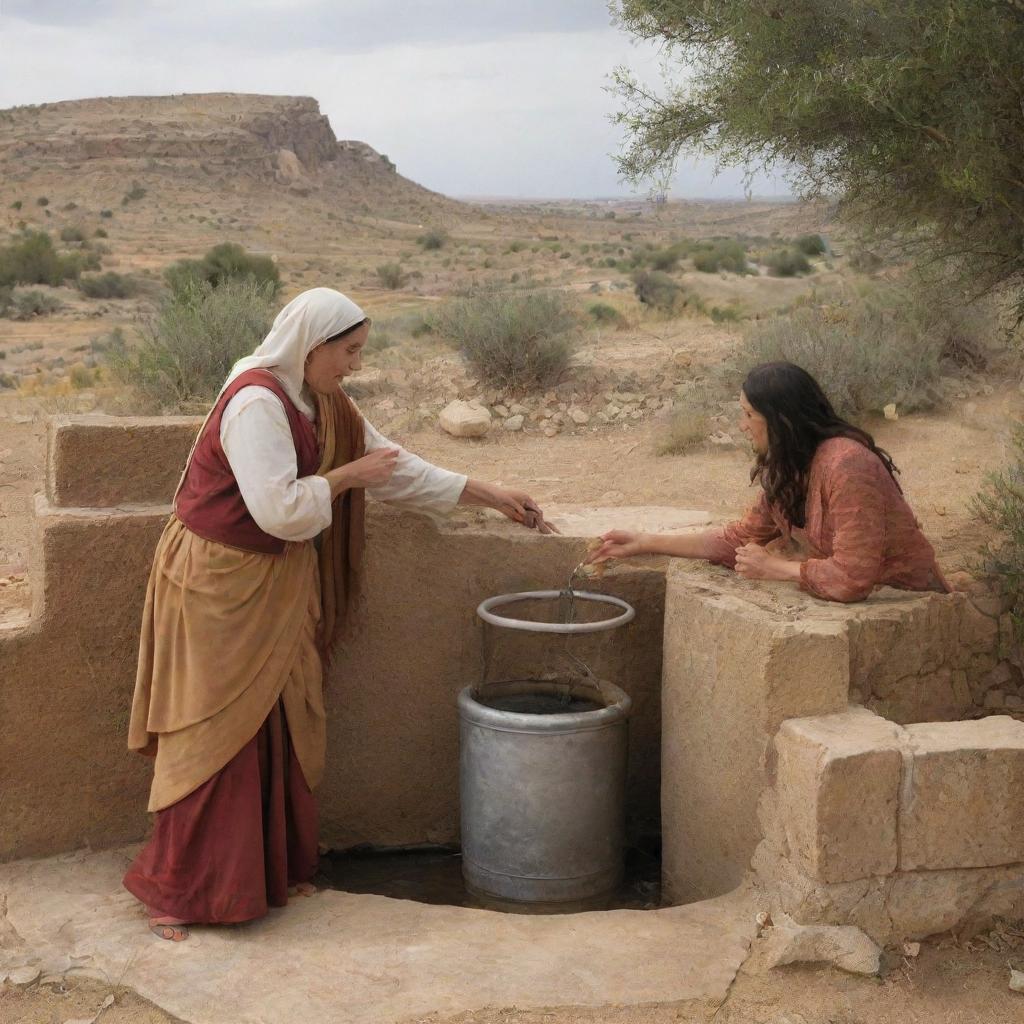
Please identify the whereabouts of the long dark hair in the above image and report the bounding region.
[743,362,900,527]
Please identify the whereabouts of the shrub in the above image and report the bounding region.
[62,202,77,212]
[6,289,61,320]
[60,226,87,243]
[375,262,407,289]
[632,269,703,314]
[165,242,281,298]
[763,248,813,277]
[79,271,137,299]
[109,277,276,409]
[648,246,682,271]
[795,234,827,256]
[657,389,714,455]
[691,240,751,275]
[417,227,449,250]
[974,430,1024,638]
[731,286,984,416]
[94,227,108,239]
[36,197,49,207]
[69,362,96,389]
[10,200,21,210]
[848,249,884,274]
[432,287,579,391]
[588,302,627,328]
[709,305,742,323]
[0,231,87,286]
[100,209,113,218]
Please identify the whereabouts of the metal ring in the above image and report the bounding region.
[476,590,635,634]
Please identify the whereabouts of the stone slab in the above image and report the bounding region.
[900,716,1024,871]
[776,709,902,883]
[0,848,759,1024]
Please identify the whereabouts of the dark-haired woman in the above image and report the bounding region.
[589,362,948,603]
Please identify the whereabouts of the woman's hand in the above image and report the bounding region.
[460,480,559,533]
[734,543,802,582]
[326,448,399,497]
[587,530,648,563]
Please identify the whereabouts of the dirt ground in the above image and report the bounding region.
[3,928,1022,1024]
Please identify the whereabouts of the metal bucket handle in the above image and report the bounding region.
[476,590,635,634]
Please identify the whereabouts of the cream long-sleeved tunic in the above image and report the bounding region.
[219,385,467,541]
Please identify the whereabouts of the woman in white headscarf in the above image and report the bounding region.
[123,288,553,940]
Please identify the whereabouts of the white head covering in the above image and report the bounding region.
[222,286,366,418]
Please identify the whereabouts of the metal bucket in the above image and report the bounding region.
[459,675,632,910]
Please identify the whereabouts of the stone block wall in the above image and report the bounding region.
[660,563,1002,904]
[754,708,1024,943]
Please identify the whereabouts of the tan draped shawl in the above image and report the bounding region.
[127,388,365,812]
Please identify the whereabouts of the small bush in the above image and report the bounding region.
[710,305,742,323]
[108,277,276,409]
[432,287,579,391]
[10,200,21,210]
[763,248,812,277]
[79,271,138,299]
[0,231,88,287]
[69,362,96,389]
[848,249,884,274]
[165,242,281,298]
[62,202,77,212]
[100,209,113,219]
[375,262,407,289]
[648,246,682,271]
[632,270,703,314]
[94,227,108,239]
[60,226,87,243]
[691,240,751,275]
[732,286,983,416]
[417,227,449,250]
[657,390,714,455]
[795,234,827,256]
[974,430,1024,639]
[6,289,61,320]
[36,197,49,207]
[588,302,627,328]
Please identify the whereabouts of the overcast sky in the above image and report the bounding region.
[0,1,790,200]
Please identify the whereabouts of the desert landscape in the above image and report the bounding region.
[3,93,1024,1023]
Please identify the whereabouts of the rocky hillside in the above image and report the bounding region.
[0,94,460,229]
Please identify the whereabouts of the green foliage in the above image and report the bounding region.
[79,271,138,299]
[611,0,1024,316]
[109,277,276,409]
[5,289,61,320]
[59,226,86,243]
[795,234,827,256]
[763,249,812,278]
[417,227,449,250]
[632,269,702,313]
[0,230,92,287]
[10,200,21,210]
[733,284,993,417]
[691,239,750,274]
[588,302,628,328]
[375,262,407,289]
[165,242,281,298]
[433,287,579,391]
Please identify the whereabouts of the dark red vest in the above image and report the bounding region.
[175,369,321,554]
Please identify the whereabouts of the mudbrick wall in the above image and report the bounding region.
[0,416,665,860]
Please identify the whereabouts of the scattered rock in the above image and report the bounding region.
[504,415,524,432]
[569,408,590,426]
[543,427,558,438]
[883,403,898,421]
[439,401,491,439]
[493,404,509,418]
[902,941,921,958]
[757,914,882,977]
[509,403,529,416]
[708,431,736,447]
[1011,968,1024,993]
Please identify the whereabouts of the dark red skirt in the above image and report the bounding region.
[123,701,319,924]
